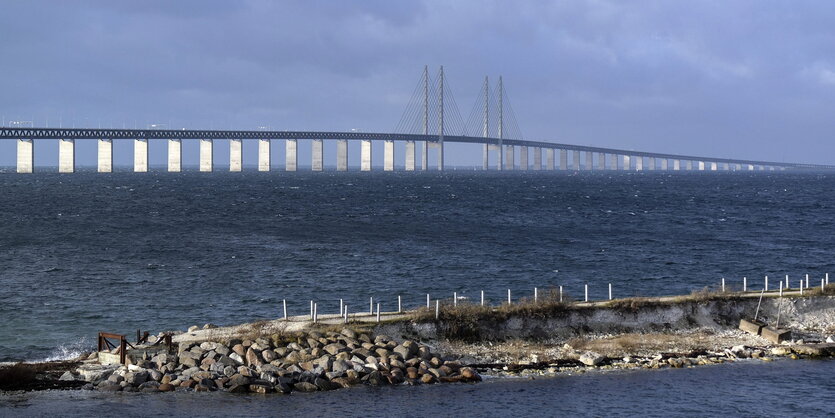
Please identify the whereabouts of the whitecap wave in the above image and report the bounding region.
[30,337,94,362]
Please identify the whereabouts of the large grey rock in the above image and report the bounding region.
[96,381,122,392]
[76,364,118,383]
[331,360,352,373]
[293,381,318,392]
[261,349,277,363]
[323,343,347,356]
[229,353,245,364]
[229,374,251,387]
[579,352,605,367]
[125,371,149,386]
[215,344,231,356]
[59,371,75,381]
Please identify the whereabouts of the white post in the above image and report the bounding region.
[765,276,768,292]
[481,290,484,306]
[454,292,458,307]
[806,274,810,288]
[426,294,430,308]
[584,284,588,302]
[310,300,314,319]
[398,295,402,313]
[376,303,381,323]
[608,283,612,300]
[534,287,538,303]
[559,285,563,303]
[344,305,348,323]
[435,300,439,319]
[779,281,783,297]
[721,278,725,293]
[743,277,747,292]
[507,289,511,305]
[283,299,287,321]
[370,297,374,315]
[340,299,343,316]
[313,303,318,323]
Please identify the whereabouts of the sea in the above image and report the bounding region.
[1,169,834,416]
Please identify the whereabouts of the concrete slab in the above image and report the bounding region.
[739,318,766,335]
[760,327,791,344]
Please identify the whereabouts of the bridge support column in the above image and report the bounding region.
[230,139,242,172]
[133,139,148,173]
[311,139,323,171]
[673,160,681,171]
[734,163,741,171]
[709,162,717,171]
[609,154,618,170]
[545,149,555,170]
[337,140,348,171]
[635,156,643,171]
[420,141,428,171]
[533,148,542,170]
[384,140,394,171]
[504,146,514,170]
[697,161,705,171]
[17,139,34,173]
[286,139,298,171]
[519,146,528,170]
[560,149,568,170]
[200,139,213,172]
[660,159,668,171]
[622,155,630,171]
[59,139,76,173]
[598,153,606,170]
[258,139,271,171]
[683,160,691,171]
[437,141,444,171]
[573,150,580,170]
[747,164,754,171]
[483,144,489,170]
[168,139,181,172]
[405,141,415,171]
[647,157,655,171]
[361,140,372,171]
[97,139,112,173]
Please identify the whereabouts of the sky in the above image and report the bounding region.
[1,0,835,167]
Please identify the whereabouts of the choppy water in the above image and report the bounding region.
[2,171,835,362]
[2,359,834,417]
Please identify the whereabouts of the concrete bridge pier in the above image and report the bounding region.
[405,141,415,171]
[585,151,592,171]
[259,139,271,171]
[598,153,606,170]
[660,159,668,171]
[635,156,643,171]
[361,140,372,171]
[697,161,705,171]
[420,141,428,171]
[673,160,681,171]
[545,148,555,170]
[200,139,213,172]
[519,146,528,170]
[17,139,33,173]
[167,139,181,172]
[684,160,692,171]
[533,148,542,170]
[97,139,112,173]
[286,139,298,171]
[436,142,444,171]
[648,157,655,171]
[622,155,631,171]
[384,140,394,171]
[747,164,754,171]
[609,154,618,170]
[558,149,566,170]
[133,139,148,173]
[311,139,323,171]
[721,162,730,171]
[504,146,514,170]
[572,150,580,170]
[59,139,75,173]
[734,163,742,171]
[482,144,489,170]
[230,139,242,172]
[710,162,718,171]
[337,140,348,171]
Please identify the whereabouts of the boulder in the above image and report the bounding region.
[227,384,248,393]
[294,381,319,392]
[148,370,163,382]
[323,343,347,356]
[261,349,277,363]
[96,381,122,392]
[248,383,272,394]
[228,374,251,387]
[579,352,605,367]
[125,371,149,386]
[420,374,436,384]
[59,371,75,381]
[246,348,263,367]
[158,383,175,392]
[232,344,246,357]
[314,377,339,391]
[460,367,481,382]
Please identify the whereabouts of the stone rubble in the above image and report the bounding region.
[71,329,482,394]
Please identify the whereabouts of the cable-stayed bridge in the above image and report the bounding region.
[2,66,831,173]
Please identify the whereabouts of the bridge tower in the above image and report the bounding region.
[437,65,444,171]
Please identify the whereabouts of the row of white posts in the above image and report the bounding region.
[283,275,831,324]
[722,274,830,294]
[282,283,617,323]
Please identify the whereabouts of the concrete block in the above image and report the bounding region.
[739,319,766,336]
[760,327,791,344]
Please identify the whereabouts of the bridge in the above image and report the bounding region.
[3,66,832,173]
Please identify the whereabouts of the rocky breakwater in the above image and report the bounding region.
[75,329,481,393]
